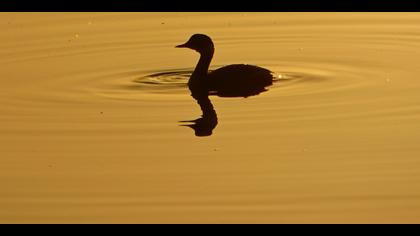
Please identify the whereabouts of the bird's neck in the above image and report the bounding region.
[192,49,214,78]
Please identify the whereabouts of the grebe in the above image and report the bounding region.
[176,34,274,99]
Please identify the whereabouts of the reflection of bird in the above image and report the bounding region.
[179,96,218,137]
[176,34,274,99]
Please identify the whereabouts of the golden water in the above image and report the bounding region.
[1,13,420,223]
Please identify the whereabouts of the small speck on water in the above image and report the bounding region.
[88,21,92,25]
[100,112,103,115]
[68,34,79,43]
[161,22,165,25]
[278,74,283,79]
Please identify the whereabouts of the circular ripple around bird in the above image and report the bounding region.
[90,61,367,102]
[132,69,191,91]
[131,66,303,92]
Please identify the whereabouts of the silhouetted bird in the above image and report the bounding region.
[176,34,274,99]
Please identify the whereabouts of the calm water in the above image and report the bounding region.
[1,13,420,223]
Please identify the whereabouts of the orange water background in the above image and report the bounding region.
[1,13,420,223]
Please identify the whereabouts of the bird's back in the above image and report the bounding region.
[206,64,273,97]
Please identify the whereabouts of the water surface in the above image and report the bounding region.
[1,13,420,223]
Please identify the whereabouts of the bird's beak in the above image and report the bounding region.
[175,43,188,48]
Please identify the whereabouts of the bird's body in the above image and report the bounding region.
[176,34,274,99]
[207,64,273,97]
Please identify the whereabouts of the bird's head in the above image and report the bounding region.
[176,34,214,55]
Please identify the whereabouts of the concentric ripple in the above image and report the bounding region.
[90,64,328,101]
